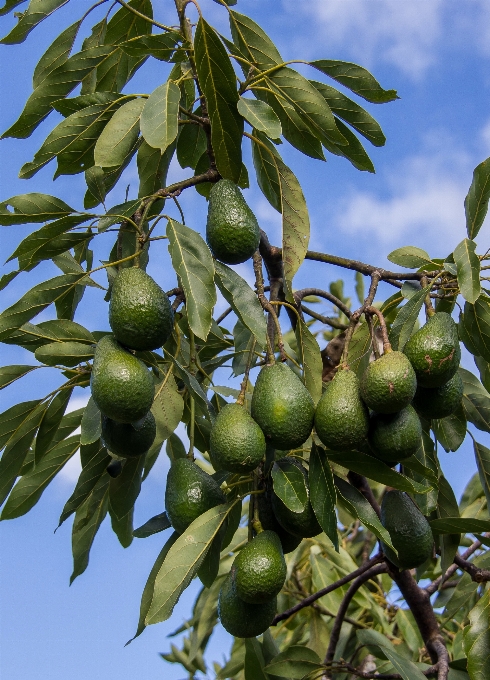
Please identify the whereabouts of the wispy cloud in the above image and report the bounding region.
[56,394,89,485]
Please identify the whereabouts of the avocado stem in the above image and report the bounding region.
[421,276,436,318]
[237,339,256,406]
[365,306,391,354]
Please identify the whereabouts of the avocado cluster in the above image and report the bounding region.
[90,266,174,460]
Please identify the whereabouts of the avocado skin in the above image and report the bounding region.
[251,363,315,450]
[256,488,302,554]
[165,458,225,534]
[315,369,369,451]
[90,335,154,423]
[360,351,417,414]
[101,411,156,458]
[218,572,276,638]
[381,490,434,569]
[109,267,173,351]
[404,312,461,388]
[271,458,321,538]
[369,405,422,464]
[233,530,286,603]
[413,372,463,420]
[210,403,266,474]
[206,180,260,265]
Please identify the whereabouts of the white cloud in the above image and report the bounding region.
[55,394,89,485]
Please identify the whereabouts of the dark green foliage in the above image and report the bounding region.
[218,572,276,638]
[369,405,422,464]
[101,411,156,458]
[209,402,266,473]
[360,350,417,414]
[256,488,302,554]
[271,459,321,538]
[413,372,464,420]
[381,490,434,569]
[232,530,286,603]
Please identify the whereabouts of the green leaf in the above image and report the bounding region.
[347,322,372,379]
[237,98,281,139]
[432,405,467,452]
[0,0,27,17]
[137,139,175,199]
[145,502,236,625]
[442,572,479,625]
[356,629,426,680]
[80,397,102,446]
[309,60,398,103]
[334,474,396,551]
[387,246,433,269]
[170,357,216,423]
[0,365,37,391]
[460,368,490,433]
[58,440,110,526]
[119,31,182,62]
[229,11,282,71]
[294,317,323,405]
[166,218,216,341]
[194,17,243,182]
[437,476,461,574]
[389,285,431,351]
[214,261,266,346]
[34,387,72,462]
[264,646,322,679]
[0,193,74,225]
[109,455,144,522]
[323,116,375,173]
[133,511,171,538]
[326,449,431,494]
[93,98,144,168]
[464,298,490,362]
[35,341,95,367]
[0,399,42,450]
[355,272,365,304]
[4,318,94,352]
[244,638,268,680]
[198,530,222,588]
[33,20,81,88]
[1,435,80,520]
[0,0,68,45]
[272,460,308,513]
[430,517,490,534]
[176,113,207,169]
[140,81,180,152]
[454,238,481,304]
[465,156,490,239]
[309,444,339,550]
[473,440,490,509]
[464,588,490,680]
[251,130,281,212]
[151,370,184,444]
[70,475,109,583]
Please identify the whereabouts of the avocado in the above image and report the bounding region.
[206,179,260,264]
[101,411,156,458]
[369,405,422,464]
[232,530,286,603]
[315,369,369,451]
[209,403,266,474]
[381,490,434,569]
[360,351,417,414]
[218,572,276,638]
[109,267,173,351]
[165,458,226,534]
[90,335,154,423]
[271,458,321,538]
[256,488,302,554]
[251,363,315,450]
[412,372,463,420]
[404,312,461,387]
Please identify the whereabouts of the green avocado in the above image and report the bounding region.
[206,179,260,264]
[90,335,154,423]
[109,267,173,351]
[271,458,321,538]
[251,363,315,450]
[369,405,422,464]
[360,351,417,414]
[165,458,225,534]
[413,371,463,420]
[381,490,434,569]
[256,488,302,554]
[315,369,369,451]
[209,403,266,474]
[101,411,156,458]
[218,572,276,638]
[233,530,286,603]
[404,312,461,387]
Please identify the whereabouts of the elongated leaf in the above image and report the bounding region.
[137,139,175,198]
[454,238,481,304]
[0,0,27,16]
[237,98,281,139]
[389,285,431,351]
[430,517,490,534]
[432,405,466,452]
[388,246,433,269]
[0,399,42,450]
[109,455,144,521]
[1,0,68,45]
[214,261,266,345]
[0,365,37,391]
[465,156,490,239]
[442,572,479,624]
[460,368,490,433]
[437,476,461,574]
[140,81,179,152]
[310,60,398,103]
[145,502,236,625]
[464,588,490,680]
[59,440,110,526]
[0,193,74,225]
[166,219,216,341]
[70,475,109,583]
[272,460,307,513]
[133,512,171,538]
[176,114,207,169]
[334,474,395,551]
[1,435,80,519]
[294,318,323,405]
[4,319,94,352]
[322,117,375,173]
[151,370,184,443]
[33,21,80,88]
[251,130,281,212]
[264,646,322,679]
[120,31,181,61]
[464,298,490,362]
[34,387,72,462]
[357,629,426,680]
[91,98,143,168]
[326,449,430,494]
[35,341,95,367]
[309,444,338,549]
[194,17,243,182]
[244,638,269,680]
[229,11,282,70]
[170,357,216,423]
[80,397,101,446]
[473,440,490,509]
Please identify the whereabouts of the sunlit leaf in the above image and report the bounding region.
[309,444,338,549]
[140,81,180,152]
[465,155,490,239]
[454,238,481,304]
[94,98,144,167]
[272,460,307,513]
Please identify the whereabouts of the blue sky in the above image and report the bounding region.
[0,1,489,679]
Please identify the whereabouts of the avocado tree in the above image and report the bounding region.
[1,1,490,679]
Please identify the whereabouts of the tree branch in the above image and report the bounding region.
[425,536,485,595]
[453,554,490,583]
[294,287,351,318]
